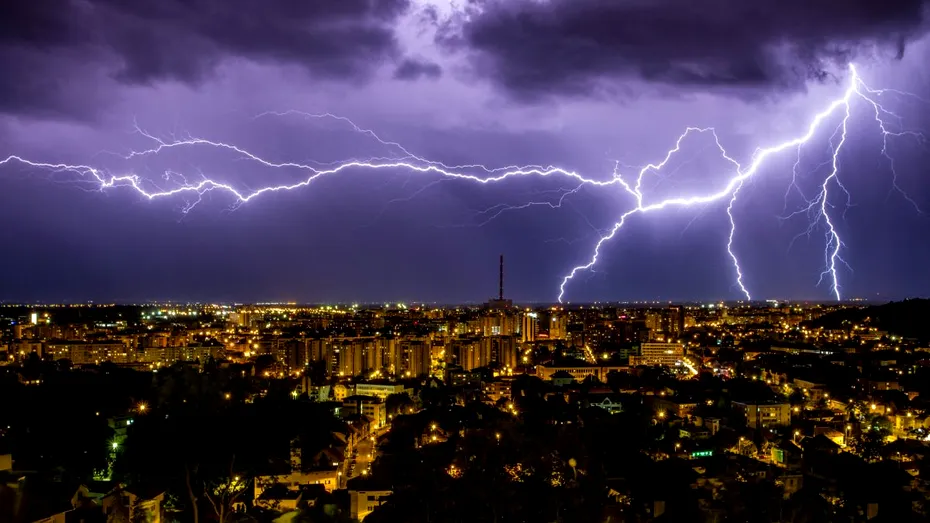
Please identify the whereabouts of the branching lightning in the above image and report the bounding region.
[0,64,925,302]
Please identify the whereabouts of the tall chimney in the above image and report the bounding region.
[499,254,504,300]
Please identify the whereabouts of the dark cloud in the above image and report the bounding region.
[394,58,443,80]
[0,0,411,117]
[442,0,928,100]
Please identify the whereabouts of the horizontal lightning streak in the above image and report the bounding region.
[0,65,924,303]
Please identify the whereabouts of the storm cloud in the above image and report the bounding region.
[0,0,411,117]
[394,57,443,81]
[441,0,929,100]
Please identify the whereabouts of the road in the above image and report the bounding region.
[348,428,388,480]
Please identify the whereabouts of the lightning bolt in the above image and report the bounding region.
[557,64,924,302]
[0,64,924,303]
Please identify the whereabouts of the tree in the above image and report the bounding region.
[115,363,347,523]
[385,393,414,417]
[129,498,153,523]
[201,460,249,523]
[854,415,890,462]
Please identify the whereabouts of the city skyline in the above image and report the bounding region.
[2,1,929,303]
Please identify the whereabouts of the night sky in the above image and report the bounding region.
[1,0,928,304]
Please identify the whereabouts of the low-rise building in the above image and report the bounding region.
[484,379,513,402]
[588,394,623,414]
[342,395,387,429]
[732,400,791,428]
[349,486,392,521]
[630,342,684,367]
[536,364,627,382]
[353,382,411,401]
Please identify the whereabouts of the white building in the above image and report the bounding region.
[350,489,392,521]
[630,342,684,367]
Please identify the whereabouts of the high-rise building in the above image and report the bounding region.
[480,313,518,336]
[397,339,431,377]
[334,340,362,377]
[452,338,487,371]
[548,314,568,340]
[380,338,397,374]
[231,309,252,328]
[667,305,684,340]
[279,339,310,370]
[645,312,663,340]
[361,340,382,373]
[521,312,538,343]
[482,335,517,370]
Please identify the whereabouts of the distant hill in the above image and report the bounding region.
[808,299,930,342]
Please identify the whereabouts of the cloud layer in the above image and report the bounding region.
[0,0,411,117]
[441,0,928,100]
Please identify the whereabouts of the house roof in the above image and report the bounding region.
[122,483,166,501]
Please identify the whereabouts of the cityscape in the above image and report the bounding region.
[3,258,930,521]
[4,1,930,522]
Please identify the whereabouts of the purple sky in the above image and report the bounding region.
[1,0,929,304]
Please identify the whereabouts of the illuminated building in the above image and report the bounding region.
[254,440,340,504]
[333,384,350,401]
[629,342,684,367]
[45,340,132,365]
[645,312,662,340]
[482,335,517,370]
[342,395,387,428]
[536,364,627,382]
[483,378,513,402]
[230,309,251,327]
[732,400,791,428]
[521,312,538,342]
[480,313,518,336]
[396,339,431,376]
[349,486,392,521]
[452,338,489,371]
[547,313,568,340]
[332,338,382,377]
[589,394,623,414]
[668,305,684,340]
[141,345,224,365]
[353,382,410,400]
